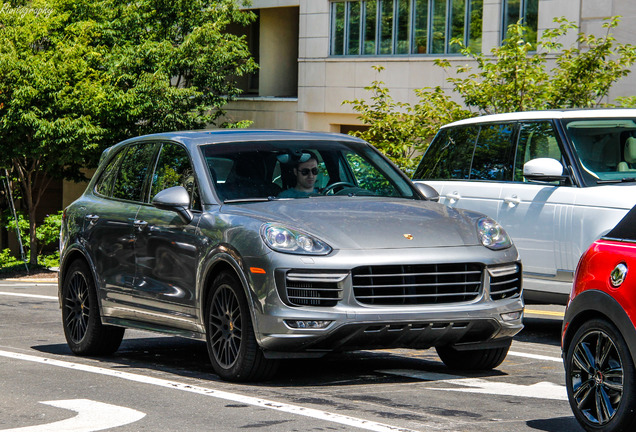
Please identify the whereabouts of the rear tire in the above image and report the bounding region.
[436,340,511,370]
[61,260,124,355]
[206,272,278,381]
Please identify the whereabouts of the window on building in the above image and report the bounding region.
[502,0,538,45]
[330,0,483,56]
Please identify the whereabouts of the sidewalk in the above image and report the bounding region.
[0,267,59,283]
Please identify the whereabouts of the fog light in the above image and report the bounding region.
[284,320,332,329]
[500,311,523,322]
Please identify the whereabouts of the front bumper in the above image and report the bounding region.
[244,246,524,357]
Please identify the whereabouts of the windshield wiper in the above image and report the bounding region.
[223,196,278,204]
[597,177,636,184]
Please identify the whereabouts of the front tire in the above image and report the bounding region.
[565,318,636,432]
[436,340,511,370]
[61,260,124,355]
[206,272,278,381]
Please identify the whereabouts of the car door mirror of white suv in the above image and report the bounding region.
[413,181,440,202]
[523,158,569,183]
[152,186,193,224]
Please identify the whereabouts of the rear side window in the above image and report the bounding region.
[470,123,516,181]
[413,125,478,180]
[111,144,157,202]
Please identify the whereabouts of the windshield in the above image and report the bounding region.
[200,140,417,202]
[564,118,636,184]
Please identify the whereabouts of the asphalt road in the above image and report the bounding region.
[0,279,582,432]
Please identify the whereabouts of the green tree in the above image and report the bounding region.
[436,16,636,113]
[343,66,471,174]
[346,16,636,173]
[0,0,256,264]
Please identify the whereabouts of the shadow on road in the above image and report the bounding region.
[527,417,582,432]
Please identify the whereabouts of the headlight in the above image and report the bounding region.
[477,217,512,250]
[261,224,332,255]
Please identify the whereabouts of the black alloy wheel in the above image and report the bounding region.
[61,260,124,355]
[206,272,278,381]
[209,284,243,369]
[64,269,90,345]
[565,319,636,432]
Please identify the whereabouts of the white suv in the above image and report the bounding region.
[413,109,636,304]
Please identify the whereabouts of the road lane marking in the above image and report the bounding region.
[1,399,145,432]
[525,309,565,318]
[508,351,562,363]
[0,350,419,432]
[378,370,567,400]
[0,292,57,301]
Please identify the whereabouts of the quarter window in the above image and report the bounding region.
[331,0,483,56]
[94,149,125,197]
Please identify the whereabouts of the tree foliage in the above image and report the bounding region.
[342,66,471,174]
[0,0,256,264]
[345,16,636,174]
[437,16,636,113]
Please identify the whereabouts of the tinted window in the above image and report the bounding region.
[150,143,200,209]
[470,123,516,181]
[112,144,157,202]
[413,126,478,180]
[95,149,125,197]
[514,121,562,182]
[202,140,416,202]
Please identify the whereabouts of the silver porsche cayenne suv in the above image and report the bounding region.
[59,130,524,381]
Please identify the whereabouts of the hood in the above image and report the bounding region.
[220,197,482,250]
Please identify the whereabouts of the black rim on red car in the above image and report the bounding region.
[569,329,624,426]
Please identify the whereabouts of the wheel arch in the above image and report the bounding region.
[563,289,636,367]
[58,246,96,306]
[199,250,263,337]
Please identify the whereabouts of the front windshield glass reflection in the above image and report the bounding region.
[200,140,417,202]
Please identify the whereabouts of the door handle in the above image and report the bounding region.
[85,214,99,225]
[133,220,148,231]
[446,192,461,203]
[504,195,521,207]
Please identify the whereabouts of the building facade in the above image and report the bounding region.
[223,0,636,132]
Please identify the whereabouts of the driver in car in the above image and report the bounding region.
[279,154,320,198]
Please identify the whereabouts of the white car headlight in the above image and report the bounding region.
[477,217,512,250]
[261,224,332,255]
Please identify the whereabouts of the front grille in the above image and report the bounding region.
[285,272,347,307]
[352,264,483,305]
[488,265,522,300]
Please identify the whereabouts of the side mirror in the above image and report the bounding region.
[152,186,193,224]
[523,158,569,183]
[414,181,440,202]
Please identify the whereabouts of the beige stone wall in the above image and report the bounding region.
[223,0,636,134]
[580,0,636,101]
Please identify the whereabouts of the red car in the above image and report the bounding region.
[562,205,636,432]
